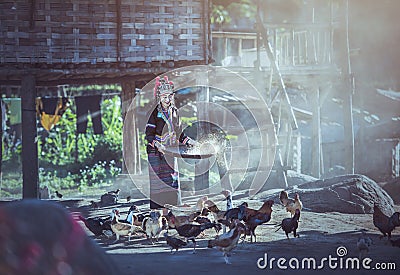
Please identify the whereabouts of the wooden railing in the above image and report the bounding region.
[212,23,334,69]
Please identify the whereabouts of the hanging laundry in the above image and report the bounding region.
[75,95,103,134]
[36,97,69,131]
[2,98,21,125]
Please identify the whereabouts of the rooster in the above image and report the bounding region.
[164,232,187,254]
[110,209,144,243]
[243,200,274,222]
[207,222,246,264]
[244,212,272,243]
[142,210,168,244]
[280,191,302,216]
[176,222,221,253]
[276,208,300,240]
[372,205,400,240]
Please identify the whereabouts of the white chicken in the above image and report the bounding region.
[142,210,168,244]
[110,208,144,243]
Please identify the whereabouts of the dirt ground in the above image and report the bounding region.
[70,193,400,275]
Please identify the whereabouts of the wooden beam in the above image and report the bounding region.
[311,87,321,178]
[121,81,139,174]
[21,75,38,199]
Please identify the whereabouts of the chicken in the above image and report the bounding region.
[108,188,121,196]
[165,210,200,229]
[194,214,221,236]
[164,196,208,213]
[55,190,63,199]
[244,212,272,243]
[125,205,144,226]
[110,209,144,243]
[142,210,168,244]
[207,222,246,264]
[221,190,233,211]
[175,222,221,253]
[373,205,400,240]
[223,204,246,222]
[206,202,226,222]
[280,191,302,216]
[357,231,372,260]
[243,200,274,222]
[164,232,187,254]
[90,200,99,209]
[78,215,111,237]
[276,208,300,240]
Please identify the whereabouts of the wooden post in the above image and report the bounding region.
[311,87,321,178]
[21,75,39,199]
[343,84,354,174]
[343,0,355,174]
[121,81,138,174]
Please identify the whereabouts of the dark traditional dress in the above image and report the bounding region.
[145,106,191,209]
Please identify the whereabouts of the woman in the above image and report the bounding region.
[145,76,196,211]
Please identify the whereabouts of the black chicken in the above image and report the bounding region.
[276,208,300,240]
[164,232,187,254]
[175,222,221,253]
[373,205,400,240]
[78,215,112,237]
[223,204,246,222]
[245,212,271,243]
[55,190,63,199]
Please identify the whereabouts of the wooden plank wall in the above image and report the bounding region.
[0,0,207,64]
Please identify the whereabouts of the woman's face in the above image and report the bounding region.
[160,93,174,109]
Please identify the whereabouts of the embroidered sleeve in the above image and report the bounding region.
[145,109,157,147]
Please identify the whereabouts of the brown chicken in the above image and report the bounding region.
[110,209,144,243]
[165,210,200,229]
[280,191,302,216]
[243,200,274,221]
[372,204,400,240]
[207,222,246,264]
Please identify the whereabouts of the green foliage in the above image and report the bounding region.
[211,4,231,26]
[1,93,124,197]
[226,0,256,19]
